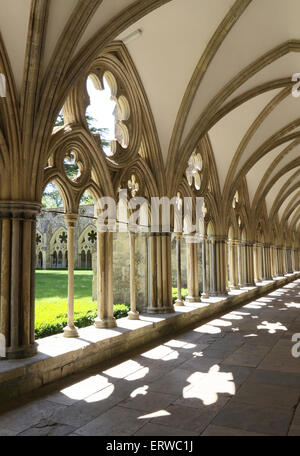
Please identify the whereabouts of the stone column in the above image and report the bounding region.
[241,241,255,287]
[175,233,184,306]
[143,233,149,310]
[0,202,41,359]
[186,236,200,302]
[254,242,262,282]
[286,246,293,273]
[201,235,209,299]
[209,237,217,295]
[63,214,79,338]
[94,231,116,328]
[128,231,139,320]
[291,247,296,272]
[147,233,174,313]
[282,246,287,275]
[276,246,283,276]
[240,241,247,286]
[211,236,228,297]
[229,240,239,290]
[262,243,272,280]
[270,244,277,278]
[295,248,300,271]
[237,240,242,287]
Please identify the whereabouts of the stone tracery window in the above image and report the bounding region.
[50,228,68,269]
[36,231,43,268]
[232,191,239,209]
[186,151,203,190]
[63,152,81,182]
[86,71,130,156]
[128,174,139,197]
[78,226,97,269]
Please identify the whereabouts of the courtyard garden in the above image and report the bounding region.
[35,270,188,339]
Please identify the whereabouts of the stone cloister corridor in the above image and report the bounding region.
[1,0,300,441]
[0,279,299,437]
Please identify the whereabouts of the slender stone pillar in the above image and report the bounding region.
[128,231,139,320]
[0,202,41,359]
[291,247,296,272]
[237,240,242,287]
[143,233,149,310]
[147,233,174,313]
[175,233,184,306]
[254,242,262,282]
[296,248,300,271]
[262,243,272,280]
[201,235,209,299]
[229,240,240,290]
[94,231,116,328]
[185,236,200,302]
[286,246,293,274]
[63,214,79,337]
[282,246,287,275]
[270,244,277,278]
[210,236,228,297]
[277,245,283,276]
[209,237,217,295]
[241,242,255,286]
[240,241,247,286]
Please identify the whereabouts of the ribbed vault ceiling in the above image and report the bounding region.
[0,0,299,234]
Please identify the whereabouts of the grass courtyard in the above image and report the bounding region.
[35,270,188,339]
[35,270,129,339]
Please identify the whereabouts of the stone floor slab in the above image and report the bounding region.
[212,400,293,436]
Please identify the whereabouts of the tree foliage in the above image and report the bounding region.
[43,112,109,208]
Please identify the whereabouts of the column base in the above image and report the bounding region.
[201,293,209,300]
[230,285,240,290]
[185,296,201,303]
[146,306,175,314]
[241,282,256,287]
[5,343,38,360]
[63,326,79,338]
[209,291,228,298]
[175,299,185,306]
[127,311,140,320]
[94,317,117,329]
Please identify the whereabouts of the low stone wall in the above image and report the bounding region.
[0,273,299,404]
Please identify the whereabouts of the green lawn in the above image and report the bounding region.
[35,270,188,339]
[35,270,129,339]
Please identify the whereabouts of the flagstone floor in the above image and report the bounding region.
[0,280,300,436]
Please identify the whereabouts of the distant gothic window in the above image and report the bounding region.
[59,232,67,244]
[87,230,97,244]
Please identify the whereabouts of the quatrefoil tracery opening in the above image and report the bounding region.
[186,152,203,191]
[232,191,239,209]
[86,71,130,157]
[63,152,82,182]
[128,174,139,197]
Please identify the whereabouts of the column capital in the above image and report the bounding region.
[0,201,41,219]
[214,235,227,243]
[263,242,271,248]
[228,238,239,246]
[64,213,78,226]
[174,232,182,240]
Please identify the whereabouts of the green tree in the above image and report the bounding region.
[42,184,63,209]
[43,112,110,208]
